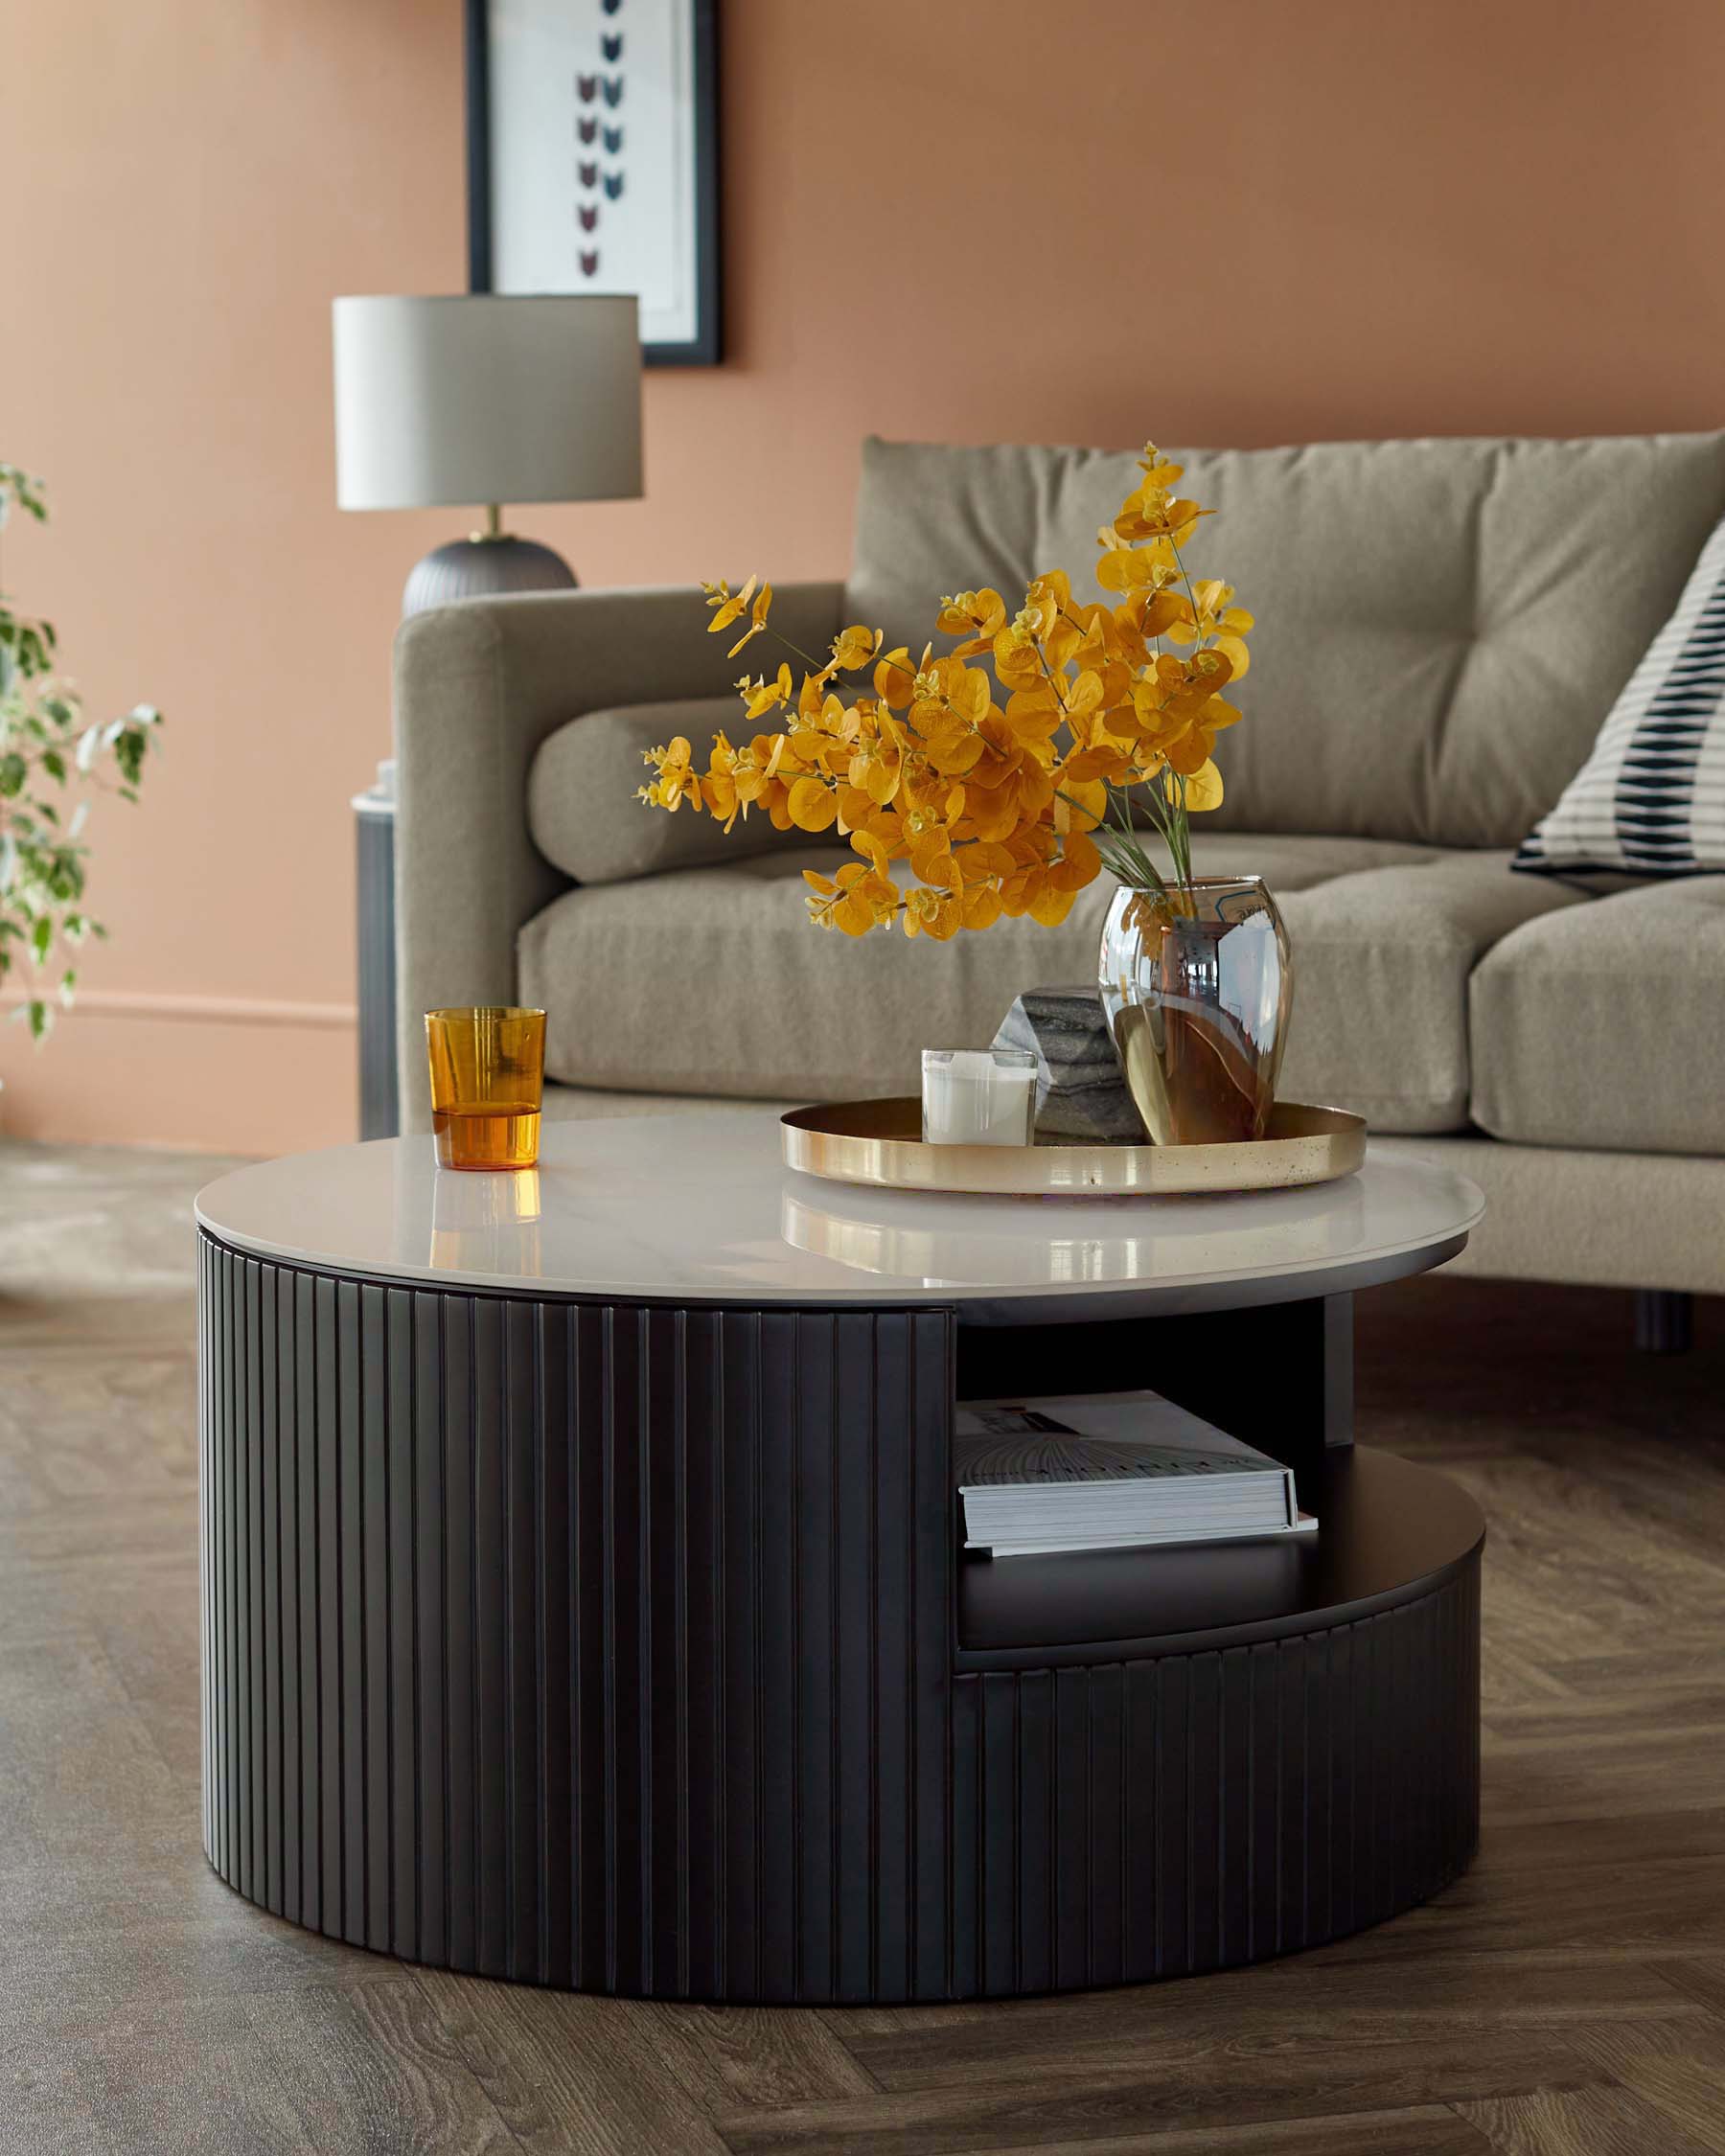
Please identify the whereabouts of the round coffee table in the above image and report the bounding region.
[195,1112,1484,2004]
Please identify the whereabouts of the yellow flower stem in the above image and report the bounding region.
[756,621,834,679]
[1091,808,1171,904]
[1159,533,1214,901]
[1126,754,1186,891]
[1116,775,1175,871]
[1053,785,1169,901]
[1031,641,1070,709]
[1166,771,1193,891]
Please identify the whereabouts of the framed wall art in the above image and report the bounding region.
[466,0,721,366]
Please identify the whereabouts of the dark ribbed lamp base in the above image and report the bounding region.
[402,535,576,616]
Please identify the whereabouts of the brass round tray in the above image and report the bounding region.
[780,1097,1367,1197]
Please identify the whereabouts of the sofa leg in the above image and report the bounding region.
[1634,1290,1693,1354]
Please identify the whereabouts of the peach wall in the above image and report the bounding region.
[3,0,1721,1153]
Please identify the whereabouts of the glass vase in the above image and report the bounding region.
[1097,877,1292,1146]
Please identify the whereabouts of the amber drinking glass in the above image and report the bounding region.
[425,1006,546,1170]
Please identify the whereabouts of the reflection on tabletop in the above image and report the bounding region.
[779,1176,1368,1286]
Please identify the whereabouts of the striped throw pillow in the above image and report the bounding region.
[1513,516,1725,877]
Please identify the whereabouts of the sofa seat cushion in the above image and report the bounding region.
[518,837,1574,1130]
[528,698,845,887]
[1470,878,1725,1153]
[1271,853,1581,1130]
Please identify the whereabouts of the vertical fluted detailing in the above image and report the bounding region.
[950,1567,1480,1992]
[198,1231,1480,2003]
[197,1235,955,2003]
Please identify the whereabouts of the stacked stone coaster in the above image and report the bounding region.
[993,985,1147,1143]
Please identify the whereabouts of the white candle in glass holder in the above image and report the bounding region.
[921,1049,1038,1146]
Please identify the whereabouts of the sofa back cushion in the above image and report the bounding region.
[529,699,842,887]
[847,432,1725,848]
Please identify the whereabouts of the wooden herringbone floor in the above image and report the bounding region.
[2,1138,1724,2155]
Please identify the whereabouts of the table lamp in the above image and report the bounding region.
[332,293,643,617]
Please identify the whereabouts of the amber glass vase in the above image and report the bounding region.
[1097,878,1292,1145]
[425,1006,546,1170]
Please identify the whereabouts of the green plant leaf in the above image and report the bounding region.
[0,467,162,1049]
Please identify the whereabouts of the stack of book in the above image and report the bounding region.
[955,1390,1315,1558]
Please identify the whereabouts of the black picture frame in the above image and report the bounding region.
[465,0,721,368]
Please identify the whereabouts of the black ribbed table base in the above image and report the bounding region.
[198,1232,1481,2003]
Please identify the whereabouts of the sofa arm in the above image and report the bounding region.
[392,579,846,1131]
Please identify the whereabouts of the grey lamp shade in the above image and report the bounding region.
[332,294,643,512]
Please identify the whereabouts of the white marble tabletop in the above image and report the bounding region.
[196,1112,1484,1321]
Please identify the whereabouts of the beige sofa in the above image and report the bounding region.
[393,432,1725,1314]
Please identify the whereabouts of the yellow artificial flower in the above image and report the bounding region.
[962,882,1004,930]
[1112,447,1208,550]
[848,734,903,807]
[639,735,702,812]
[1096,544,1167,595]
[787,774,840,833]
[1002,684,1065,745]
[873,646,918,708]
[831,623,884,673]
[1163,579,1254,677]
[805,860,898,936]
[903,883,961,940]
[698,731,742,829]
[707,575,774,658]
[703,575,755,633]
[656,454,1251,937]
[738,662,793,721]
[1176,759,1226,813]
[729,580,773,658]
[936,588,1008,656]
